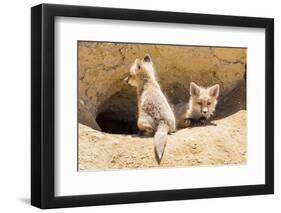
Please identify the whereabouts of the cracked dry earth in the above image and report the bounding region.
[78,84,247,171]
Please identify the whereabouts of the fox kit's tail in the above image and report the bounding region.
[154,121,169,163]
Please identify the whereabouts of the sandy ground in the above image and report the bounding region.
[79,110,246,171]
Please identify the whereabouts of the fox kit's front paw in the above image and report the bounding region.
[184,118,193,127]
[199,117,208,125]
[185,117,208,127]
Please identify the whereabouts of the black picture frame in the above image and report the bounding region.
[31,3,274,209]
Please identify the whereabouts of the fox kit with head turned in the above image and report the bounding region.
[124,55,176,162]
[175,82,220,129]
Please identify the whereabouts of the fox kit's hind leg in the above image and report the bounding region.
[137,114,154,136]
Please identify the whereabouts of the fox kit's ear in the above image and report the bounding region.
[190,82,201,96]
[143,54,152,63]
[209,84,220,98]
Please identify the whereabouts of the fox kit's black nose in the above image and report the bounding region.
[143,55,151,62]
[202,108,208,114]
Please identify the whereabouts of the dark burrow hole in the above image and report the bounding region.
[96,112,138,134]
[96,87,138,135]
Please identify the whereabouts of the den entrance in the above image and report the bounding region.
[96,88,138,135]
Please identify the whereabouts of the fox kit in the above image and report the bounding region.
[175,82,220,129]
[124,55,176,161]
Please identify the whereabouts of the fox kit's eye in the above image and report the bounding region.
[137,64,141,69]
[207,101,211,105]
[197,102,202,105]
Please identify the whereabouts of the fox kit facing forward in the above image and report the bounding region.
[175,82,220,129]
[124,55,176,162]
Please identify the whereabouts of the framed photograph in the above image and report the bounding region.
[31,3,274,209]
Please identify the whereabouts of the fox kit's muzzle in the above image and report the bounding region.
[202,107,208,115]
